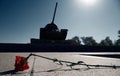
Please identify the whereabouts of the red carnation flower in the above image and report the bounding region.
[15,56,29,71]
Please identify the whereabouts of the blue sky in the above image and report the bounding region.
[0,0,120,43]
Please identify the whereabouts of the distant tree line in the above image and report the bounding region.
[70,30,120,46]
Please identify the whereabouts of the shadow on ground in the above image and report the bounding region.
[0,69,18,75]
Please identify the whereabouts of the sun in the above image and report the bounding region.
[81,0,97,6]
[77,0,97,6]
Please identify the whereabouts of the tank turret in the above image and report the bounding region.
[40,2,68,40]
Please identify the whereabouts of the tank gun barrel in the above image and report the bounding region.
[52,2,58,24]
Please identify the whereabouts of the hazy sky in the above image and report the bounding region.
[0,0,120,43]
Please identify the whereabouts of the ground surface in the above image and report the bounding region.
[0,53,120,76]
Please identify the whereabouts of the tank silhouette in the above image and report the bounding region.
[40,2,68,40]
